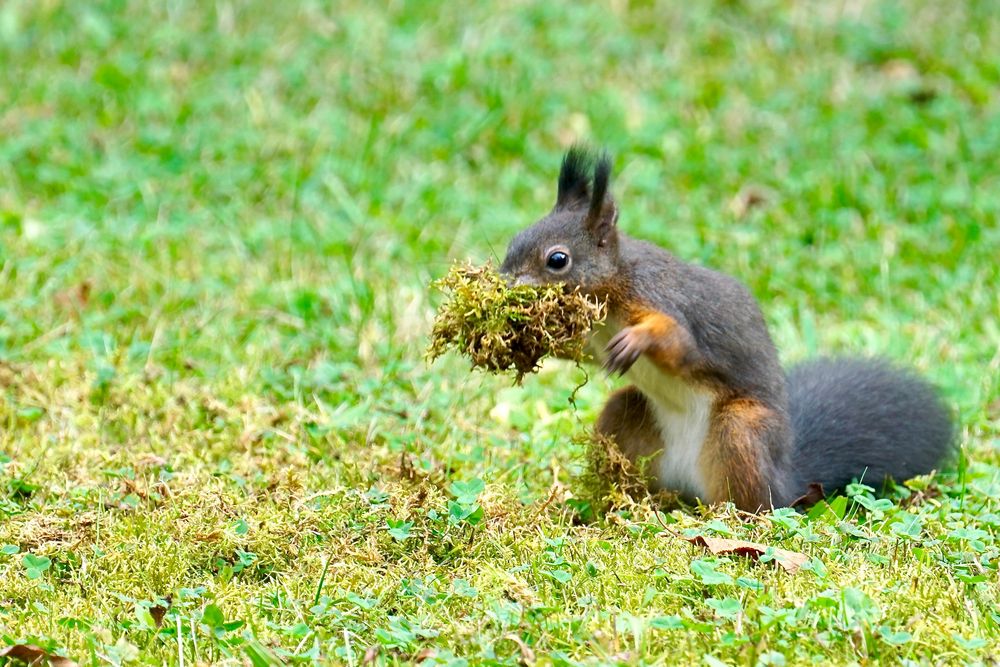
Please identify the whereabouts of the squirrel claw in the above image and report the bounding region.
[604,327,646,376]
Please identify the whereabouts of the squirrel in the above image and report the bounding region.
[499,146,954,511]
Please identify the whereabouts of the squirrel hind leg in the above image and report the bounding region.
[700,398,792,512]
[596,385,664,473]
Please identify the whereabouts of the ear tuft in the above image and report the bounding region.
[555,145,618,244]
[556,144,598,209]
[587,151,612,222]
[585,151,617,245]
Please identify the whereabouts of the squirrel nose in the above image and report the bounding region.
[499,268,527,287]
[509,273,538,288]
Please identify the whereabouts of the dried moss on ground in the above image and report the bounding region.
[576,432,681,518]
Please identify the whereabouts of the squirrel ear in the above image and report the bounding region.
[584,152,618,246]
[587,197,619,247]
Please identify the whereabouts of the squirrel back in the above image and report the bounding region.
[500,146,954,510]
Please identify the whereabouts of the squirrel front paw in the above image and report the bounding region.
[603,326,649,376]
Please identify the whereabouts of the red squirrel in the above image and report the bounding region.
[499,146,953,511]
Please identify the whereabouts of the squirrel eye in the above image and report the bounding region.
[545,250,570,271]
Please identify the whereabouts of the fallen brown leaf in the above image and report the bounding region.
[0,644,79,667]
[682,534,809,574]
[790,482,825,509]
[150,595,172,628]
[362,646,379,664]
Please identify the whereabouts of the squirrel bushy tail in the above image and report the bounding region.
[786,357,954,495]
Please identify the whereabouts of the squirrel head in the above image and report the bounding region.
[500,145,620,296]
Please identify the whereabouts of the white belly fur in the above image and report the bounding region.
[589,321,712,500]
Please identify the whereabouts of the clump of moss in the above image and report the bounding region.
[576,431,680,515]
[427,263,607,383]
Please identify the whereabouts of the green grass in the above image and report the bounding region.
[1,0,998,664]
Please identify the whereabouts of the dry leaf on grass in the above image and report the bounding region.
[681,534,809,574]
[149,595,172,628]
[0,644,78,667]
[789,482,825,508]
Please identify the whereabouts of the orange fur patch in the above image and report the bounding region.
[700,398,773,511]
[624,308,699,374]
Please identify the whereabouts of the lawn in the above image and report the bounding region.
[1,0,998,664]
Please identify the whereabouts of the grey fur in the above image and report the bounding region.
[787,358,955,494]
